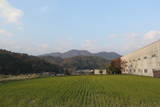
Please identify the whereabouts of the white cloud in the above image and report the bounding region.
[40,44,49,49]
[81,40,93,49]
[0,39,51,55]
[109,30,160,55]
[144,30,160,40]
[80,40,112,53]
[0,29,160,56]
[0,0,23,24]
[0,29,12,36]
[0,35,75,55]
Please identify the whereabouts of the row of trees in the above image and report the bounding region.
[109,58,122,74]
[61,57,122,75]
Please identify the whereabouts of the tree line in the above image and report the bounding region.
[0,49,63,75]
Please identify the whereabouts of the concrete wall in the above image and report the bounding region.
[121,40,160,77]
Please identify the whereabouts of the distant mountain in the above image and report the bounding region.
[94,52,121,60]
[62,56,110,70]
[63,50,92,58]
[39,56,63,65]
[43,50,92,58]
[40,55,110,70]
[40,49,121,60]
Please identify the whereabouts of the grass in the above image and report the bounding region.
[0,75,160,107]
[0,74,39,82]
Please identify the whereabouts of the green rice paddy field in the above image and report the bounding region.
[0,75,160,107]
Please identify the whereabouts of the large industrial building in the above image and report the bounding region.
[121,40,160,77]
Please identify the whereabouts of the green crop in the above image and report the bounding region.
[0,75,160,107]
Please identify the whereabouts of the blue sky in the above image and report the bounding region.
[0,0,160,55]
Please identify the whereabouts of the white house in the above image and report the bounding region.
[74,69,107,75]
[93,69,107,75]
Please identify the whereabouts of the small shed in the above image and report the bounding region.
[42,72,55,76]
[74,69,94,75]
[94,69,107,75]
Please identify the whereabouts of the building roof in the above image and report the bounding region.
[122,39,160,58]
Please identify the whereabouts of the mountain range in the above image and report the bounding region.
[41,50,121,60]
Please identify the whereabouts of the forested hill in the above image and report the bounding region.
[62,56,110,70]
[0,49,62,75]
[40,56,110,70]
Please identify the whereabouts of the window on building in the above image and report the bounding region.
[138,69,141,72]
[144,69,148,73]
[138,58,141,60]
[144,56,147,59]
[99,70,103,74]
[130,69,132,72]
[152,54,156,58]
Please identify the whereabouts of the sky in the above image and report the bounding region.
[0,0,160,55]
